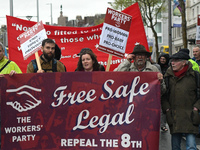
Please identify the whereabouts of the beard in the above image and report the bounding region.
[43,51,55,61]
[136,59,145,66]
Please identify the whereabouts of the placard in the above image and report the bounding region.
[98,8,132,58]
[19,21,47,60]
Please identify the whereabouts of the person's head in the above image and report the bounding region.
[193,45,200,60]
[77,48,93,56]
[41,38,55,61]
[0,42,5,60]
[158,53,169,65]
[77,48,100,72]
[170,50,190,72]
[131,44,151,68]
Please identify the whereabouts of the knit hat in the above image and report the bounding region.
[131,44,151,57]
[170,50,190,60]
[77,48,93,56]
[179,48,190,55]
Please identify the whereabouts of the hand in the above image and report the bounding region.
[157,72,163,81]
[0,74,4,77]
[193,107,198,111]
[37,70,45,73]
[9,70,17,76]
[127,54,135,62]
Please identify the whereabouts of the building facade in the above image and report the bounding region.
[173,0,200,56]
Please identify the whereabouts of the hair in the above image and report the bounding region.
[42,38,55,47]
[77,50,100,71]
[0,42,4,52]
[194,45,200,50]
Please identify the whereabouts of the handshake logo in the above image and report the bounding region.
[6,85,42,112]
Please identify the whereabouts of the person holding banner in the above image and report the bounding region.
[114,44,165,93]
[162,50,200,150]
[26,38,66,73]
[76,48,103,72]
[0,42,22,77]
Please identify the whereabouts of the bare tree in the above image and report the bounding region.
[178,0,187,48]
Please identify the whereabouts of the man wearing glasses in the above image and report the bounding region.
[114,44,165,92]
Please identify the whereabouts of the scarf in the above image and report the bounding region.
[173,65,188,78]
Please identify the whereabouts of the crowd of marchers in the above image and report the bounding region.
[1,38,200,150]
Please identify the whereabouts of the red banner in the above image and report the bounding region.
[0,72,160,150]
[6,3,148,73]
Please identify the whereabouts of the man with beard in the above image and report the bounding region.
[26,38,66,73]
[114,44,165,94]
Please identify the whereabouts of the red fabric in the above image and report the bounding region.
[173,65,189,78]
[7,2,149,73]
[1,72,160,150]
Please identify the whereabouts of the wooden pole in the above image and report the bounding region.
[106,54,112,72]
[35,52,42,70]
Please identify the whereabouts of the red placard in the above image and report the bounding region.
[0,72,160,150]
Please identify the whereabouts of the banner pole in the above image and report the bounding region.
[106,54,112,72]
[35,52,42,70]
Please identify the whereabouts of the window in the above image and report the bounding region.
[197,6,199,15]
[155,22,162,33]
[157,12,162,19]
[157,36,162,44]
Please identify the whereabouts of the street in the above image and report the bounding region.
[159,126,200,150]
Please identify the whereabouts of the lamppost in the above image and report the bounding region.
[10,0,13,16]
[168,0,172,56]
[47,3,53,25]
[37,0,39,22]
[26,16,33,21]
[10,0,39,22]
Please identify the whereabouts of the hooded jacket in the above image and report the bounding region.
[161,62,200,134]
[158,53,170,75]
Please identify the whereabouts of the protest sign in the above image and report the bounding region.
[196,15,200,44]
[0,72,160,150]
[19,21,47,60]
[98,8,132,58]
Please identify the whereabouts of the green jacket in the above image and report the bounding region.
[0,57,22,74]
[162,62,200,134]
[189,59,200,72]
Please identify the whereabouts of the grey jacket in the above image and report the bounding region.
[161,62,200,134]
[114,59,166,95]
[114,59,160,72]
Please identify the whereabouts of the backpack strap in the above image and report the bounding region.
[52,59,57,72]
[31,59,38,73]
[31,59,57,72]
[0,60,11,72]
